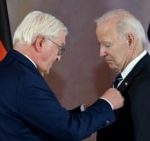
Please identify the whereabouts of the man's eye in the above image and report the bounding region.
[105,44,111,48]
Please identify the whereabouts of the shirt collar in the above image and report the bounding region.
[121,50,147,79]
[24,55,37,68]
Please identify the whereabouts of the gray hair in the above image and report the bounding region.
[95,9,147,46]
[13,11,68,46]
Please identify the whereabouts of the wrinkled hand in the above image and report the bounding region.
[101,88,124,110]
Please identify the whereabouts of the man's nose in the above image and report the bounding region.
[99,47,107,57]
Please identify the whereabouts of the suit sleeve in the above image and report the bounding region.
[16,74,115,141]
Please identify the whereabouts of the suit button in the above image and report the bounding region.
[105,120,110,125]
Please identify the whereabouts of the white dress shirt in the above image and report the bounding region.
[120,50,147,85]
[101,50,147,110]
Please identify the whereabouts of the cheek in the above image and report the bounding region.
[47,51,58,67]
[40,53,54,71]
[113,53,123,67]
[107,51,121,69]
[113,50,127,69]
[44,48,57,61]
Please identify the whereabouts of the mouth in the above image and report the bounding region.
[105,59,112,63]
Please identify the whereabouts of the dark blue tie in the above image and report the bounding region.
[113,74,123,88]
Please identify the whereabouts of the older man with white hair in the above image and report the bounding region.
[96,9,150,141]
[0,11,124,141]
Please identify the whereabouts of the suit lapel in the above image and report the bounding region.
[118,53,150,93]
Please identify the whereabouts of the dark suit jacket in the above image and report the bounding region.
[97,53,150,141]
[0,50,115,141]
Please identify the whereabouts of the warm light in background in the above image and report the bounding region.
[0,40,7,61]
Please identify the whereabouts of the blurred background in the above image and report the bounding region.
[6,0,150,140]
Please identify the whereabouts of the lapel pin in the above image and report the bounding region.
[125,82,128,86]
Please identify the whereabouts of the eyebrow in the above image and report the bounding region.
[102,40,112,45]
[102,40,111,44]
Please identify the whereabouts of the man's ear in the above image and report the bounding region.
[127,33,135,49]
[33,36,44,52]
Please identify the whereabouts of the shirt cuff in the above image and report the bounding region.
[80,104,86,111]
[100,97,114,110]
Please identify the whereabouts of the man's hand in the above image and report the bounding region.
[101,88,124,110]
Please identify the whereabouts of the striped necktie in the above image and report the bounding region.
[113,74,123,88]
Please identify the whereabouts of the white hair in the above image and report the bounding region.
[95,9,147,47]
[13,11,68,46]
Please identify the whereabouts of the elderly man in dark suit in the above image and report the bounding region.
[96,9,150,141]
[0,11,124,141]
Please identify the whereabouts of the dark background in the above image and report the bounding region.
[6,0,150,140]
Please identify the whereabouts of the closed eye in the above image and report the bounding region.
[103,42,111,48]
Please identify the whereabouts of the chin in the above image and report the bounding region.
[108,64,114,69]
[44,69,50,75]
[46,67,52,74]
[40,68,50,75]
[44,64,52,74]
[108,64,117,71]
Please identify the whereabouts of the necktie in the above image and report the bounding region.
[113,74,123,88]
